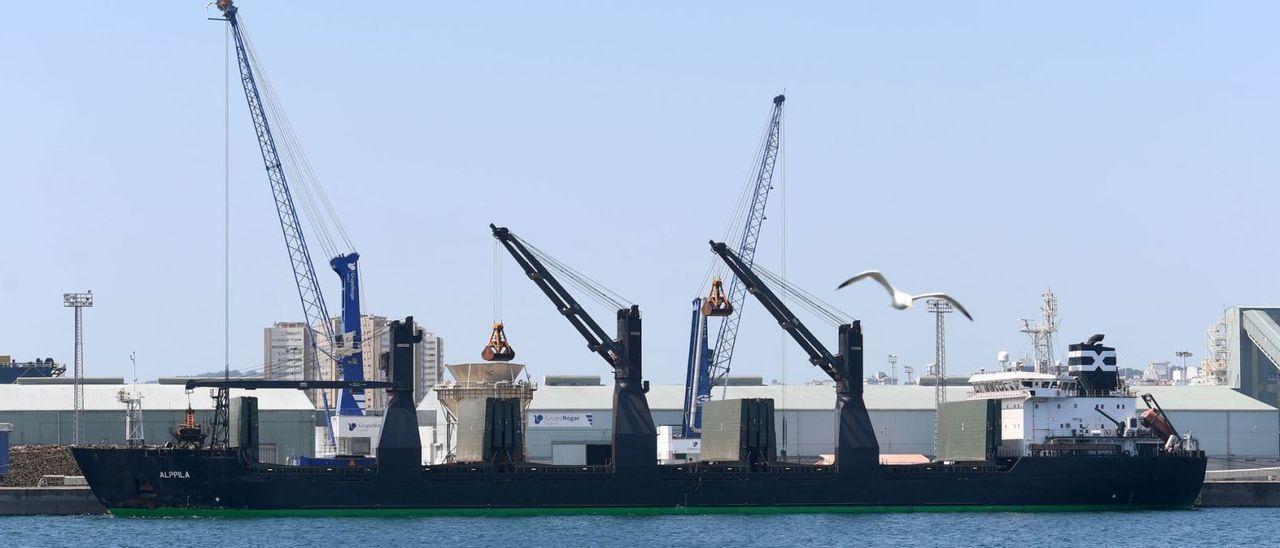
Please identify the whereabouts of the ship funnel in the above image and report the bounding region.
[1068,333,1119,395]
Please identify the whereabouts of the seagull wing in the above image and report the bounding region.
[911,293,974,321]
[837,270,897,300]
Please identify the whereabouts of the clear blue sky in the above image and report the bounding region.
[2,2,1276,384]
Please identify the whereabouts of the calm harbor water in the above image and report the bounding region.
[1,509,1271,547]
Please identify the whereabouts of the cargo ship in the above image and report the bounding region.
[71,230,1206,516]
[0,356,64,384]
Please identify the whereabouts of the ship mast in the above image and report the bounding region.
[1019,289,1059,374]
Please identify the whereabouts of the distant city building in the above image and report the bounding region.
[262,322,316,383]
[317,315,443,410]
[416,333,445,406]
[1137,361,1173,385]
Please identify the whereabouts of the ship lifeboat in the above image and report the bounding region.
[1140,408,1175,442]
[701,278,734,317]
[481,322,516,362]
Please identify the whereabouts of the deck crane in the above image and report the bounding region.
[215,1,367,448]
[491,225,656,476]
[682,94,785,437]
[709,240,879,472]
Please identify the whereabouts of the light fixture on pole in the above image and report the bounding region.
[926,298,953,453]
[63,291,94,446]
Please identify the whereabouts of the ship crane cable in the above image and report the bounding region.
[754,264,850,327]
[683,94,786,437]
[216,0,372,453]
[692,103,779,298]
[235,13,352,259]
[482,240,516,362]
[516,235,633,311]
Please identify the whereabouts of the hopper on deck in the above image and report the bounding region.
[435,362,536,463]
[446,362,526,385]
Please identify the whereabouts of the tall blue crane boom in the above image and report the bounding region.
[330,252,365,414]
[682,94,785,437]
[217,1,364,425]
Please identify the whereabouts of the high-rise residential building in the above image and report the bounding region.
[315,315,444,410]
[263,322,319,405]
[416,332,445,406]
[263,322,316,381]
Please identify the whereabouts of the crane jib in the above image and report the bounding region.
[220,0,365,446]
[683,95,785,436]
[222,6,335,351]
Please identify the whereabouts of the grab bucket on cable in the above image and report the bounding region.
[701,278,734,317]
[481,322,516,362]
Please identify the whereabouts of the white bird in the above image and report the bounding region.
[837,270,973,321]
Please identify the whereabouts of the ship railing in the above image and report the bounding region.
[1028,443,1121,457]
[410,462,847,477]
[421,464,612,476]
[883,463,1007,475]
[659,462,832,476]
[251,464,377,475]
[994,448,1026,459]
[967,387,1032,400]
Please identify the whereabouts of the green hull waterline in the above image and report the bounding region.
[110,504,1193,518]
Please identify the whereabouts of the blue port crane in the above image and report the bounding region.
[216,1,367,436]
[682,95,785,437]
[329,252,366,414]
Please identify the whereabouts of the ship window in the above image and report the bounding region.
[1074,404,1078,408]
[1034,404,1039,409]
[1056,404,1060,409]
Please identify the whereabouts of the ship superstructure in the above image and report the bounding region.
[968,335,1195,459]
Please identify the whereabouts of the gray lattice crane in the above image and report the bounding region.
[682,95,785,437]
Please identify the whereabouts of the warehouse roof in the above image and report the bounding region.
[420,383,1278,413]
[0,384,316,412]
[1138,386,1276,412]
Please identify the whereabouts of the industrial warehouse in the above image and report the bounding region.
[417,375,1279,470]
[0,379,316,463]
[3,370,1272,474]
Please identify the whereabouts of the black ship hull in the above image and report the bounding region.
[72,448,1206,516]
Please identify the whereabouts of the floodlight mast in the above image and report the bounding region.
[63,291,94,446]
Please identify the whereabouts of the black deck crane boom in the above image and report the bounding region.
[492,224,656,476]
[709,240,879,473]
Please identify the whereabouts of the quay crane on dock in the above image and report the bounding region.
[215,0,368,451]
[682,94,785,437]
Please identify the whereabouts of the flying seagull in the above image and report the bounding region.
[837,271,973,321]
